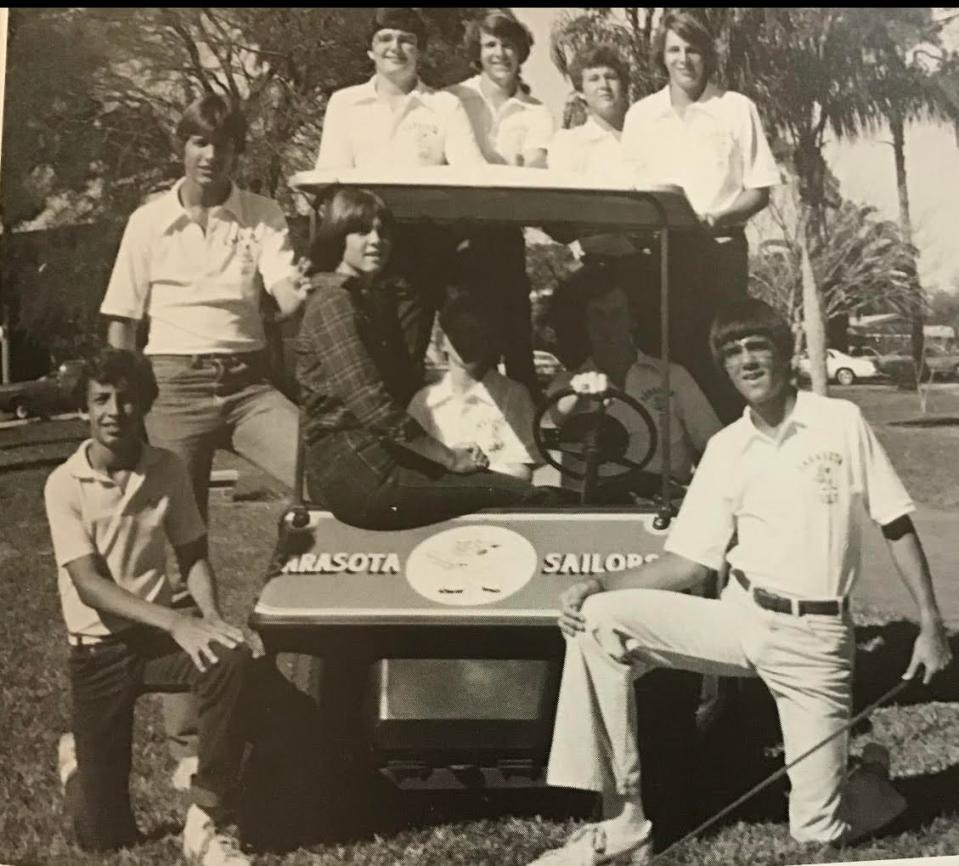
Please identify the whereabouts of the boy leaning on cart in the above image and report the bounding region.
[531,298,952,865]
[45,348,253,865]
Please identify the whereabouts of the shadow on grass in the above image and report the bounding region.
[235,622,959,854]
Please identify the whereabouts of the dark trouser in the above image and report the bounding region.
[457,227,538,394]
[387,224,456,380]
[636,230,749,425]
[144,351,298,767]
[67,630,251,852]
[306,437,563,531]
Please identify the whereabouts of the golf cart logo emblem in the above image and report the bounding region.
[406,526,537,607]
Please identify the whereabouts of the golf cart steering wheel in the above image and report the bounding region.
[534,386,658,500]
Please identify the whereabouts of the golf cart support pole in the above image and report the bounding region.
[625,190,672,530]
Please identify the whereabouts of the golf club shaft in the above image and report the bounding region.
[651,676,913,864]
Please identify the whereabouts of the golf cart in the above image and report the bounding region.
[249,167,705,834]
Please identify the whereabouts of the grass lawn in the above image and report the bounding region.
[2,383,958,865]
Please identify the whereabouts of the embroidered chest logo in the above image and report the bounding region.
[799,451,843,504]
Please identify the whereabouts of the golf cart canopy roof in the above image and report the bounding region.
[289,166,701,233]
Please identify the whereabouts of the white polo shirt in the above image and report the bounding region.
[549,352,721,487]
[44,442,206,639]
[407,369,539,474]
[100,179,297,355]
[547,115,627,178]
[621,83,781,218]
[315,77,486,169]
[665,390,915,600]
[447,75,554,166]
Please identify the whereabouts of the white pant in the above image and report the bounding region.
[545,579,855,843]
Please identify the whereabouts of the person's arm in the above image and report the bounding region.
[100,209,151,337]
[856,409,951,683]
[702,96,780,231]
[701,187,769,234]
[443,96,488,167]
[546,129,580,174]
[106,317,138,351]
[519,104,554,169]
[315,89,355,170]
[558,553,709,637]
[882,517,951,684]
[259,203,313,318]
[299,286,484,473]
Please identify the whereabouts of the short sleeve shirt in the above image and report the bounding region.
[315,77,486,169]
[447,75,554,165]
[100,179,297,355]
[548,352,721,487]
[621,84,781,218]
[664,391,915,599]
[547,116,628,179]
[407,369,539,474]
[44,442,206,638]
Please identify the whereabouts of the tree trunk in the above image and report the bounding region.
[800,216,829,395]
[890,108,924,379]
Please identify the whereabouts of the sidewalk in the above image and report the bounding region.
[857,504,959,626]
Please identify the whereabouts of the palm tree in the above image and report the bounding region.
[851,8,958,384]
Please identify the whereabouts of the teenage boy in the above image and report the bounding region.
[407,294,540,481]
[530,299,952,864]
[45,348,252,865]
[315,7,486,376]
[100,91,309,786]
[548,44,630,178]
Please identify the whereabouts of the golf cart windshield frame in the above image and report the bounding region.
[288,168,705,527]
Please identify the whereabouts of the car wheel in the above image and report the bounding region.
[835,368,855,386]
[12,400,30,420]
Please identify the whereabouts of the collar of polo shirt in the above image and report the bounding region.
[67,438,164,483]
[154,177,243,232]
[356,75,434,105]
[427,369,499,408]
[651,81,725,118]
[739,388,816,447]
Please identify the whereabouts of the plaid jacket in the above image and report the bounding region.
[296,272,424,479]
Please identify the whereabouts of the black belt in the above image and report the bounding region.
[732,569,848,617]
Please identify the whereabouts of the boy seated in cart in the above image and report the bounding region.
[408,293,541,482]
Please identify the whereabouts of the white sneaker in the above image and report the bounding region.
[58,732,77,792]
[172,755,199,791]
[529,820,654,865]
[182,804,250,866]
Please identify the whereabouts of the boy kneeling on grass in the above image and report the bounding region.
[530,298,952,865]
[45,347,253,865]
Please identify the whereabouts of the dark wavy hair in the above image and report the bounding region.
[308,187,395,273]
[175,93,247,154]
[568,43,630,93]
[465,9,534,71]
[652,11,717,81]
[368,7,427,50]
[81,347,159,413]
[709,298,793,369]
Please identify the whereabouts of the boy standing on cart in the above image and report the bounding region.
[315,7,486,375]
[531,299,951,864]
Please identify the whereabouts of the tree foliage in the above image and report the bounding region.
[2,8,485,225]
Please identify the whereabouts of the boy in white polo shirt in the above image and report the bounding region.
[100,91,310,787]
[315,8,487,379]
[45,348,252,864]
[408,294,539,481]
[531,299,952,864]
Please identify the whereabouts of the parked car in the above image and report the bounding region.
[875,343,959,383]
[0,360,85,419]
[797,348,880,385]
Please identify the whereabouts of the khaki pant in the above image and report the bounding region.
[545,579,855,843]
